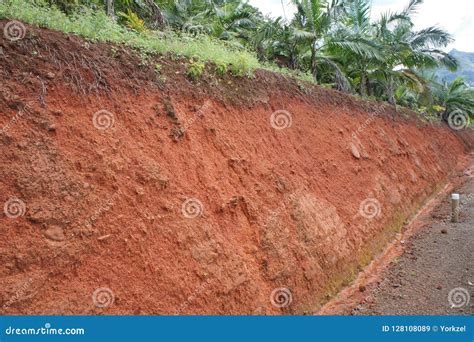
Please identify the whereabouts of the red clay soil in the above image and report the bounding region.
[0,21,472,315]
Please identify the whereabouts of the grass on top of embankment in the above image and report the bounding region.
[0,0,314,82]
[0,0,259,72]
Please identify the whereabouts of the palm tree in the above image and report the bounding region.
[430,77,474,122]
[372,0,457,105]
[211,0,261,43]
[160,0,211,33]
[106,0,115,17]
[144,0,165,28]
[253,17,302,69]
[329,0,382,95]
[290,0,381,89]
[290,0,336,81]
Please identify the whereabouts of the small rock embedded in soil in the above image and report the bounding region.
[350,143,361,159]
[441,229,447,234]
[44,226,65,241]
[17,141,28,149]
[98,234,112,241]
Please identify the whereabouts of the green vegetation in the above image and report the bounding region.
[186,59,205,80]
[118,9,147,33]
[154,63,163,75]
[215,61,227,77]
[0,0,260,71]
[0,0,472,123]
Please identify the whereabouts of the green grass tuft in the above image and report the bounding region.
[186,60,206,81]
[0,0,261,74]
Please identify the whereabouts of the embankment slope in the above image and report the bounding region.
[0,21,471,314]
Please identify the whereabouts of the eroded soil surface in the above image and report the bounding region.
[1,21,472,315]
[352,171,474,315]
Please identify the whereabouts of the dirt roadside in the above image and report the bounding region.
[321,157,474,315]
[357,173,474,315]
[1,21,472,315]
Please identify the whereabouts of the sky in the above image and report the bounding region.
[247,0,474,52]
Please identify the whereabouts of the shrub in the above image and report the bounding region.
[118,9,147,33]
[186,60,205,80]
[229,53,252,77]
[215,62,227,77]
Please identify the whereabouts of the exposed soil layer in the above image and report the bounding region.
[0,21,472,315]
[319,155,474,315]
[354,174,474,316]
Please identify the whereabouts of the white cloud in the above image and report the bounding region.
[249,0,474,52]
[248,0,295,20]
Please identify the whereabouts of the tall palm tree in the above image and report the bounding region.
[253,17,301,69]
[291,0,381,87]
[211,0,261,42]
[372,0,457,104]
[330,0,382,95]
[291,0,336,81]
[106,0,115,17]
[160,0,211,33]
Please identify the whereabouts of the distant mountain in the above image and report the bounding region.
[435,49,474,86]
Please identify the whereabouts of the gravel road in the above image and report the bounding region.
[354,175,474,315]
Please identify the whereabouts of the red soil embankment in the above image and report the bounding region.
[0,22,471,314]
